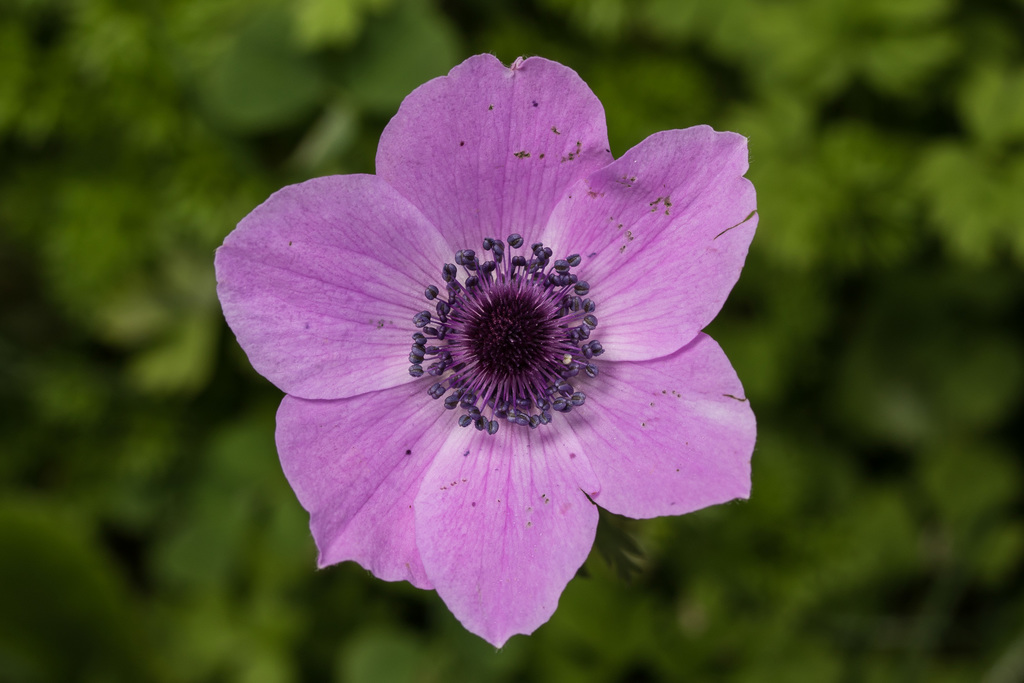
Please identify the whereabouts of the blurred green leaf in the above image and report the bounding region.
[288,99,359,172]
[338,0,459,114]
[972,521,1024,586]
[0,499,150,683]
[338,629,425,683]
[26,355,110,426]
[199,10,328,134]
[920,441,1020,536]
[128,311,218,395]
[0,22,30,133]
[862,30,959,95]
[835,270,1024,445]
[294,0,394,49]
[915,144,1024,264]
[958,62,1024,148]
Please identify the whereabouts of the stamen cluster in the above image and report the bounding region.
[408,234,604,434]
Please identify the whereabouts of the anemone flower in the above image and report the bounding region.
[215,54,757,647]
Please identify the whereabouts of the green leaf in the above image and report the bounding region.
[199,10,328,134]
[0,499,151,683]
[0,22,30,133]
[915,143,1024,264]
[921,441,1020,535]
[337,0,459,114]
[958,62,1024,148]
[593,507,646,582]
[127,311,218,395]
[293,0,394,49]
[338,629,425,683]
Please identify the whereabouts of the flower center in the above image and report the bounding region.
[408,234,604,434]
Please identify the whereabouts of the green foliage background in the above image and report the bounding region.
[2,0,1023,680]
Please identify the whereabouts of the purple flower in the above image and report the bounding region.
[215,54,757,647]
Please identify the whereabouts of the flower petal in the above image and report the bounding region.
[216,174,451,399]
[276,378,464,589]
[572,333,755,519]
[414,423,600,647]
[377,54,613,250]
[542,126,757,361]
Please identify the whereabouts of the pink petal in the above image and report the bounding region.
[572,333,755,519]
[377,54,613,250]
[414,423,600,647]
[541,126,757,361]
[276,380,464,589]
[216,174,451,399]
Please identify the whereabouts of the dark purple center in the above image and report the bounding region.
[463,287,554,379]
[408,234,604,435]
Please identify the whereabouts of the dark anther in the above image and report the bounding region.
[574,281,590,296]
[425,285,439,300]
[567,253,581,267]
[508,233,524,248]
[442,263,457,282]
[583,314,598,328]
[570,391,586,406]
[460,250,479,272]
[428,383,445,399]
[554,259,570,273]
[459,415,472,428]
[409,365,424,377]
